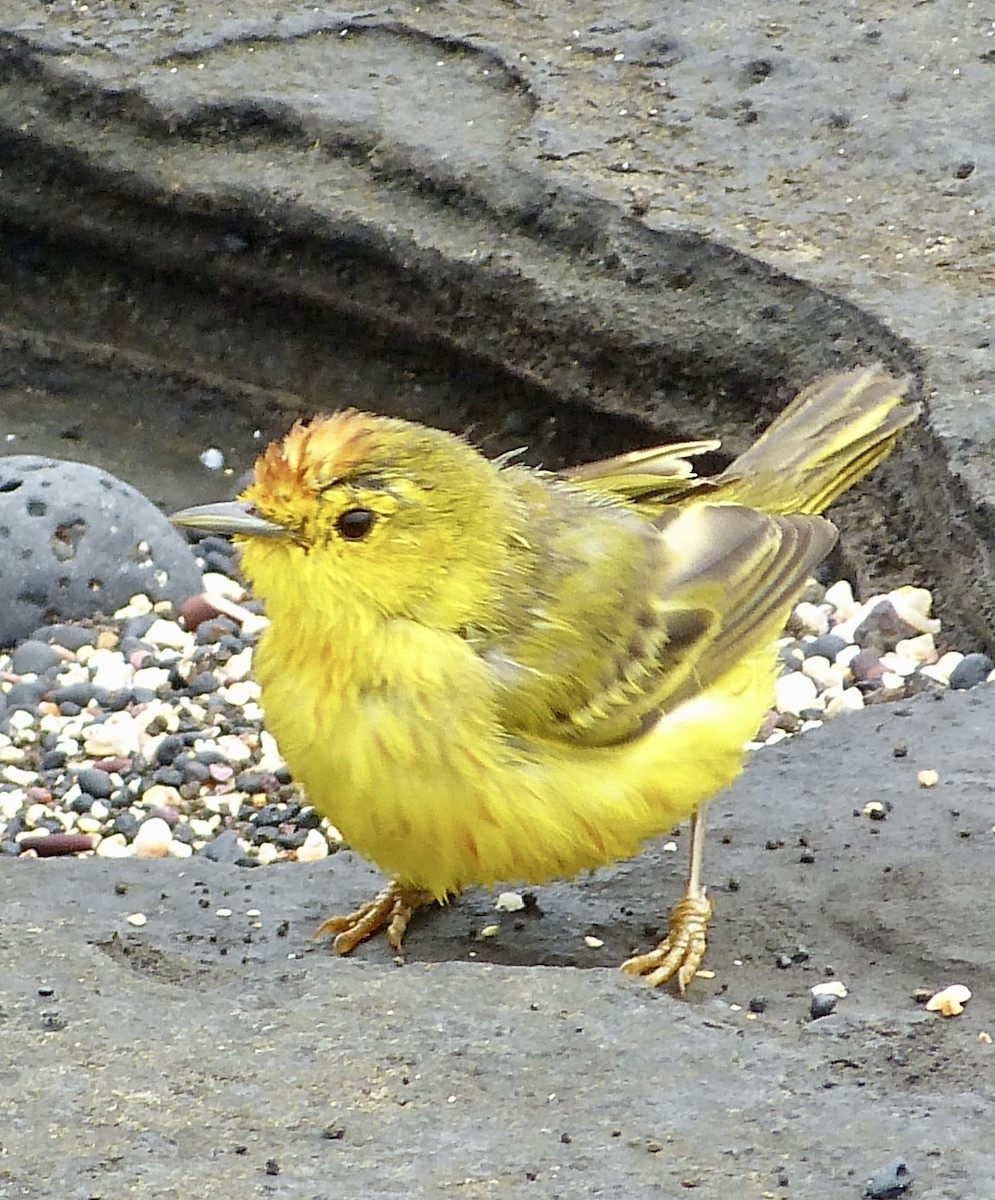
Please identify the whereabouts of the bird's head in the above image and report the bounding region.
[172,411,520,629]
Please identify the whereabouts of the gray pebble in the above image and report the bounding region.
[0,456,203,646]
[863,1156,913,1198]
[10,639,63,675]
[201,829,246,864]
[949,652,993,690]
[75,768,115,800]
[30,624,99,651]
[4,680,48,712]
[809,993,837,1020]
[803,634,848,660]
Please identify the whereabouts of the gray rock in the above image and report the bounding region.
[948,652,994,691]
[9,638,62,675]
[0,456,202,647]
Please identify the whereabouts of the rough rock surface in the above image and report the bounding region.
[0,456,201,645]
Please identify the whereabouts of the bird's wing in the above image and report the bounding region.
[480,496,835,749]
[563,439,720,503]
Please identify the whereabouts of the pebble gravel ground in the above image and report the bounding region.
[1,530,992,866]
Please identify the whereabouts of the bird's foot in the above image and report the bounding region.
[314,877,437,955]
[620,891,714,991]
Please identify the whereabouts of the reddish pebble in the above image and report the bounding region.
[849,650,885,681]
[25,787,54,804]
[182,593,225,632]
[755,709,779,741]
[146,805,180,827]
[21,833,96,857]
[94,757,133,774]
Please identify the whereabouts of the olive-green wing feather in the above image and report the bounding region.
[564,366,918,518]
[480,491,835,749]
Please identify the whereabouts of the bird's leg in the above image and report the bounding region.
[621,805,713,991]
[315,876,437,956]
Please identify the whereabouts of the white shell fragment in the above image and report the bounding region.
[495,891,526,912]
[926,984,971,1017]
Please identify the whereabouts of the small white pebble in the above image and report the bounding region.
[76,816,103,835]
[895,633,938,665]
[662,840,678,852]
[479,924,500,938]
[792,601,830,637]
[863,801,887,819]
[188,816,221,838]
[220,647,254,683]
[926,984,971,1017]
[890,585,935,620]
[24,803,51,828]
[2,764,38,787]
[201,573,247,601]
[584,935,604,949]
[296,827,329,862]
[216,907,233,918]
[215,734,253,763]
[222,680,262,707]
[114,593,154,619]
[811,980,848,998]
[133,666,172,691]
[256,842,280,866]
[495,891,526,912]
[126,912,148,927]
[917,769,939,788]
[141,784,182,809]
[800,655,846,690]
[880,671,907,691]
[878,653,918,678]
[144,619,195,652]
[774,671,818,715]
[88,648,134,692]
[96,834,133,858]
[133,817,173,858]
[824,687,864,717]
[167,839,193,859]
[240,613,271,637]
[84,711,140,757]
[823,579,858,619]
[1,790,26,820]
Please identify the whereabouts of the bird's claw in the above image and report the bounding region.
[314,878,435,955]
[620,891,714,991]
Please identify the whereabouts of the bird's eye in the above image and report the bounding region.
[335,508,377,540]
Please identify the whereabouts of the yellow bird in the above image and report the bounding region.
[172,366,916,989]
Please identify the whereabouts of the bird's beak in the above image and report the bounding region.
[170,500,286,538]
